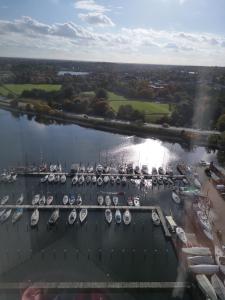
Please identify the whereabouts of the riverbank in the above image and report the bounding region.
[0,101,219,147]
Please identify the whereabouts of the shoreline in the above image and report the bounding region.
[0,102,218,147]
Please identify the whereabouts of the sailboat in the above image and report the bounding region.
[63,195,69,205]
[152,210,160,226]
[172,191,181,204]
[0,209,12,223]
[31,209,39,226]
[196,274,217,300]
[97,176,103,186]
[123,209,131,225]
[1,195,9,205]
[211,273,225,300]
[48,209,59,225]
[32,194,40,205]
[16,193,24,205]
[105,209,112,224]
[46,195,53,205]
[39,195,46,206]
[97,195,104,206]
[176,227,188,245]
[72,175,78,185]
[12,208,23,224]
[68,209,77,225]
[115,209,122,224]
[105,195,111,206]
[79,208,88,223]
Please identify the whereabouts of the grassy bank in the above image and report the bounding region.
[0,84,61,96]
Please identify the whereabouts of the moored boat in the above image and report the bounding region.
[121,176,127,185]
[79,208,88,223]
[115,209,122,224]
[76,194,82,206]
[40,175,48,183]
[152,210,160,226]
[31,209,39,227]
[69,194,76,205]
[48,209,59,225]
[12,208,23,224]
[112,196,118,206]
[182,247,211,256]
[211,273,225,300]
[97,176,103,186]
[68,209,77,225]
[103,175,109,184]
[39,195,46,206]
[123,209,131,225]
[46,195,53,205]
[60,174,66,183]
[1,195,9,205]
[176,227,188,245]
[16,193,24,205]
[32,194,40,206]
[189,264,219,275]
[116,176,121,184]
[92,175,97,184]
[0,209,12,223]
[133,196,140,207]
[172,191,181,204]
[63,195,69,205]
[105,195,111,206]
[187,256,214,265]
[72,175,78,185]
[97,195,104,206]
[127,197,133,206]
[196,274,217,300]
[48,173,55,183]
[78,175,85,185]
[215,245,225,275]
[105,209,112,224]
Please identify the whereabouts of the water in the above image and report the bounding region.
[0,109,214,299]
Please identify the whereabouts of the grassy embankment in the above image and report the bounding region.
[0,84,61,96]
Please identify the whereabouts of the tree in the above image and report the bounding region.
[95,88,108,99]
[91,99,110,116]
[216,114,225,131]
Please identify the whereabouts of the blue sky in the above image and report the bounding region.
[0,0,225,66]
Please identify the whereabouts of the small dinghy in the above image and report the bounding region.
[32,194,40,206]
[97,195,104,206]
[39,195,46,206]
[172,191,181,204]
[0,209,12,223]
[152,210,160,226]
[68,209,77,225]
[16,194,24,205]
[176,227,188,245]
[12,208,23,224]
[63,195,69,205]
[46,195,53,205]
[105,195,111,206]
[123,209,131,225]
[79,208,88,223]
[105,209,112,224]
[112,196,118,206]
[48,209,59,225]
[31,209,39,227]
[115,209,122,224]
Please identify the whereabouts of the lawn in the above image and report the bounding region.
[0,84,62,96]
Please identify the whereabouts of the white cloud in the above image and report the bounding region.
[79,12,114,27]
[74,0,108,13]
[0,16,224,66]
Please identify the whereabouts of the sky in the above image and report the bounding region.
[0,0,225,66]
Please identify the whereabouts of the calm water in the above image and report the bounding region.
[0,109,215,299]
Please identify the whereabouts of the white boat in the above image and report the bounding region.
[103,176,109,184]
[48,173,55,183]
[196,274,217,300]
[96,164,103,174]
[63,195,69,205]
[105,195,111,206]
[0,209,12,223]
[97,177,103,186]
[121,176,127,185]
[69,194,76,205]
[188,256,214,265]
[196,210,212,232]
[123,209,131,225]
[203,228,214,241]
[182,247,211,256]
[39,195,46,206]
[92,175,97,183]
[141,165,149,175]
[115,209,122,224]
[79,208,88,223]
[87,166,93,173]
[32,194,40,205]
[152,210,160,226]
[11,173,17,182]
[211,273,225,300]
[60,174,66,183]
[105,209,112,224]
[194,178,201,188]
[104,166,110,173]
[127,197,133,206]
[68,209,77,225]
[40,175,48,183]
[46,195,53,205]
[72,175,78,185]
[78,175,85,185]
[54,174,60,183]
[112,196,118,206]
[215,245,225,275]
[16,194,24,205]
[133,197,140,207]
[76,194,82,206]
[86,175,91,183]
[31,209,39,226]
[172,191,181,204]
[50,164,57,172]
[12,208,23,224]
[1,195,9,205]
[110,176,115,184]
[189,264,219,275]
[97,195,104,206]
[48,209,59,225]
[176,227,188,245]
[0,209,6,217]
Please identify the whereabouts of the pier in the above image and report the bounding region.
[0,281,190,289]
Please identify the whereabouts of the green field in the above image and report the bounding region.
[0,84,62,96]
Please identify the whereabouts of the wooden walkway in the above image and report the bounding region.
[0,205,171,237]
[0,281,190,289]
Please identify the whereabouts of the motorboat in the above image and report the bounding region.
[176,227,188,245]
[119,164,126,174]
[1,195,9,205]
[187,256,214,265]
[32,194,40,206]
[60,174,66,183]
[215,245,225,275]
[97,176,103,186]
[189,264,219,275]
[133,197,140,207]
[116,176,121,184]
[92,175,97,184]
[40,175,48,183]
[80,165,85,173]
[141,165,149,175]
[104,166,110,173]
[105,209,112,224]
[63,195,69,205]
[54,174,60,183]
[50,164,57,172]
[152,177,157,185]
[72,175,78,185]
[12,208,23,224]
[157,177,163,185]
[46,195,53,205]
[182,247,211,256]
[110,176,115,184]
[196,274,217,300]
[134,166,141,174]
[76,194,82,206]
[127,197,133,206]
[48,173,55,183]
[121,176,127,185]
[78,175,85,185]
[163,177,168,185]
[123,209,131,225]
[97,195,104,206]
[105,195,111,206]
[152,167,158,175]
[96,164,103,174]
[48,209,59,225]
[158,167,165,175]
[211,273,225,300]
[86,175,91,183]
[79,208,88,223]
[0,209,12,223]
[39,195,46,206]
[166,166,173,176]
[196,210,212,232]
[16,193,24,205]
[69,194,76,205]
[127,163,134,174]
[112,196,118,206]
[30,209,39,227]
[103,175,109,184]
[68,209,77,225]
[152,210,160,226]
[87,165,93,173]
[115,209,122,224]
[172,191,181,204]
